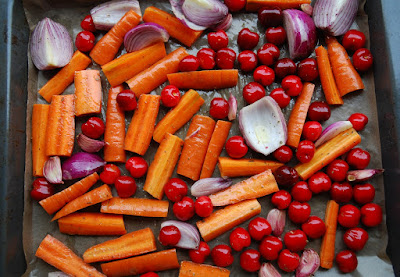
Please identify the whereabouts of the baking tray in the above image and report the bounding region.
[1,0,400,276]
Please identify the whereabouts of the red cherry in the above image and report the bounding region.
[81,117,105,139]
[346,148,371,169]
[274,58,296,79]
[265,26,286,46]
[284,230,307,252]
[257,43,280,66]
[223,0,246,12]
[238,50,258,72]
[125,157,148,178]
[243,82,266,104]
[81,15,96,32]
[296,140,315,163]
[297,58,319,82]
[173,196,195,221]
[216,48,236,69]
[259,236,283,260]
[336,250,358,273]
[360,203,382,227]
[343,227,369,251]
[240,249,261,272]
[210,97,229,119]
[30,178,54,201]
[269,87,291,108]
[353,183,375,204]
[277,249,300,272]
[100,164,121,184]
[338,204,361,228]
[229,227,251,251]
[288,201,311,224]
[348,113,368,131]
[225,136,248,159]
[301,216,326,239]
[307,101,331,121]
[164,178,188,202]
[237,28,260,50]
[326,159,349,182]
[258,6,283,27]
[189,241,211,263]
[273,145,293,163]
[114,176,137,198]
[197,48,216,70]
[248,217,272,240]
[211,245,234,267]
[291,181,312,202]
[140,272,159,277]
[330,182,353,203]
[281,75,303,97]
[271,190,292,210]
[353,48,373,72]
[308,172,332,194]
[116,89,137,111]
[179,55,200,72]
[207,30,229,51]
[75,31,95,52]
[159,225,181,246]
[302,121,322,142]
[342,30,366,51]
[194,196,213,218]
[253,65,275,86]
[161,85,181,108]
[273,165,299,187]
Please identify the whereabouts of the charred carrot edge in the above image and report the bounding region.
[209,169,279,206]
[127,47,189,97]
[39,50,92,102]
[74,70,102,116]
[143,6,202,47]
[39,172,99,215]
[90,10,141,65]
[124,95,160,155]
[218,157,284,178]
[315,46,343,105]
[83,227,156,263]
[144,133,183,199]
[245,0,311,11]
[45,94,75,157]
[179,261,230,277]
[102,42,167,87]
[295,128,361,180]
[101,249,180,276]
[35,234,105,277]
[286,82,315,148]
[100,197,169,218]
[32,104,50,176]
[167,69,239,90]
[104,86,126,163]
[177,115,216,181]
[153,89,205,143]
[320,200,340,269]
[200,121,232,179]
[52,184,113,221]
[326,36,364,96]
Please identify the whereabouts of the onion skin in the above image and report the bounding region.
[191,178,232,197]
[161,220,200,249]
[315,121,353,148]
[124,23,169,52]
[62,152,106,180]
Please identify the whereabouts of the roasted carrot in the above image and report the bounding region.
[153,89,205,143]
[246,0,311,11]
[200,121,232,179]
[126,47,189,97]
[177,115,216,181]
[104,86,126,163]
[124,95,160,155]
[102,42,166,87]
[39,172,99,215]
[100,197,169,218]
[144,133,183,199]
[45,94,75,157]
[35,234,105,277]
[286,82,315,148]
[326,36,364,96]
[197,199,261,242]
[143,6,202,47]
[295,128,361,180]
[52,184,113,221]
[101,249,180,277]
[167,69,238,90]
[90,10,141,65]
[218,157,284,178]
[179,261,230,277]
[315,46,343,105]
[83,228,156,263]
[39,50,92,102]
[320,200,340,269]
[74,70,102,116]
[32,104,49,176]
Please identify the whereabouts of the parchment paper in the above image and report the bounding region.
[22,0,394,276]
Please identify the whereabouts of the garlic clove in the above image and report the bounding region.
[267,208,286,236]
[77,134,105,153]
[43,156,64,184]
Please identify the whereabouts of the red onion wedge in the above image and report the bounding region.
[212,13,233,31]
[239,96,287,156]
[347,169,384,182]
[43,156,63,184]
[77,134,105,153]
[313,0,358,36]
[124,23,169,52]
[267,208,286,236]
[62,152,106,180]
[296,249,320,277]
[191,177,232,197]
[29,18,73,70]
[315,121,353,148]
[90,0,141,31]
[283,9,317,60]
[259,263,281,277]
[161,220,200,249]
[228,93,237,121]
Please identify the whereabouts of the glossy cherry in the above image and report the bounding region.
[273,145,293,163]
[338,204,361,228]
[117,89,137,111]
[125,156,148,178]
[308,172,331,194]
[288,201,311,224]
[297,58,319,82]
[301,216,326,239]
[158,225,181,246]
[348,113,368,131]
[259,236,283,260]
[81,15,96,32]
[330,182,353,203]
[336,250,358,273]
[277,249,300,272]
[161,85,180,108]
[31,178,54,201]
[281,75,303,97]
[216,48,236,69]
[265,26,286,46]
[258,6,283,27]
[360,203,382,227]
[211,245,234,267]
[307,101,331,121]
[197,48,216,70]
[253,65,275,86]
[342,29,366,51]
[225,136,248,158]
[75,31,95,52]
[173,196,195,221]
[140,272,159,277]
[302,121,322,142]
[326,159,349,182]
[353,48,373,72]
[100,164,121,184]
[271,190,292,210]
[114,176,137,198]
[343,227,369,251]
[269,87,291,108]
[240,249,261,272]
[243,82,266,104]
[229,227,251,251]
[273,165,299,187]
[164,178,188,202]
[207,30,229,51]
[223,0,246,12]
[248,217,272,240]
[353,183,375,204]
[296,140,315,163]
[346,148,371,169]
[81,117,105,139]
[238,50,258,72]
[179,55,200,72]
[257,43,280,66]
[291,181,312,202]
[194,196,213,217]
[189,241,211,263]
[284,230,307,252]
[237,28,260,50]
[210,97,229,119]
[274,58,296,79]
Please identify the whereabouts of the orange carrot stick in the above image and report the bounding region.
[143,6,202,47]
[90,10,141,65]
[320,200,340,269]
[200,121,232,179]
[197,199,261,242]
[315,46,343,105]
[124,95,160,155]
[101,249,180,277]
[177,115,216,181]
[167,69,238,90]
[58,212,126,236]
[32,104,49,176]
[295,128,361,180]
[153,89,205,143]
[218,157,284,178]
[286,82,315,148]
[39,172,99,215]
[52,184,113,221]
[245,0,311,11]
[179,261,230,277]
[209,169,279,206]
[326,36,364,96]
[126,47,189,97]
[104,86,126,163]
[39,50,92,102]
[74,70,102,116]
[83,228,156,263]
[100,197,169,218]
[35,234,105,277]
[102,42,167,87]
[45,94,75,157]
[144,133,183,199]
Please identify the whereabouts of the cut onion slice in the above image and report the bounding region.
[124,23,169,52]
[315,121,353,148]
[161,220,200,249]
